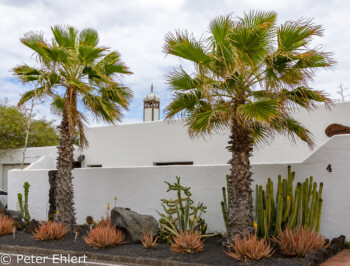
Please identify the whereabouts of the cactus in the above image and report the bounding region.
[255,166,324,238]
[158,176,207,240]
[221,174,230,229]
[17,182,31,222]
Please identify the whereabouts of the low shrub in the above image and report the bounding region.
[171,231,204,254]
[345,241,350,249]
[83,218,126,248]
[140,231,158,249]
[32,221,68,240]
[0,214,14,236]
[86,216,94,225]
[272,227,329,257]
[225,233,274,260]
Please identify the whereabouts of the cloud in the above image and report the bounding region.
[0,0,349,126]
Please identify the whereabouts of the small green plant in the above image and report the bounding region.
[344,241,350,249]
[17,182,31,222]
[158,176,207,241]
[255,166,324,238]
[221,175,230,229]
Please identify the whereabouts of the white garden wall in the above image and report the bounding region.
[8,135,350,239]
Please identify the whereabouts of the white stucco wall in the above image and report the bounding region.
[82,102,350,167]
[8,135,350,239]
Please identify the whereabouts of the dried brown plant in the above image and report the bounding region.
[32,221,68,240]
[225,233,274,260]
[272,227,329,257]
[83,221,126,248]
[171,231,204,254]
[140,231,158,249]
[0,214,14,236]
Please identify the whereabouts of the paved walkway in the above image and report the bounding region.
[322,249,350,266]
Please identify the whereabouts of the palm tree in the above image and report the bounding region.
[13,26,133,229]
[164,11,334,242]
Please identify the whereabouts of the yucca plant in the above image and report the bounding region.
[13,25,133,229]
[171,231,204,254]
[0,214,15,236]
[164,11,334,241]
[32,221,68,240]
[225,233,274,260]
[140,231,158,249]
[272,226,329,257]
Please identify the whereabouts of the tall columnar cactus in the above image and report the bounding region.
[255,166,324,238]
[221,174,230,229]
[17,182,31,222]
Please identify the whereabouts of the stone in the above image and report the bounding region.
[0,202,6,214]
[24,219,40,234]
[5,210,24,230]
[111,207,159,243]
[5,210,22,221]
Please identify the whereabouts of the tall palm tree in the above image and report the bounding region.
[164,11,334,242]
[13,25,133,229]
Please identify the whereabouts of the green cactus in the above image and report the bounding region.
[221,174,230,229]
[158,176,207,240]
[17,193,24,217]
[17,182,31,222]
[255,166,324,238]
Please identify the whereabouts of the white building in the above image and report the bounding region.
[3,88,350,239]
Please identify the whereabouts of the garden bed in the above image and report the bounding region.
[0,229,305,266]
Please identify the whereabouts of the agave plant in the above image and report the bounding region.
[140,231,158,249]
[32,221,68,241]
[272,227,329,257]
[225,233,274,260]
[171,231,204,254]
[0,214,14,236]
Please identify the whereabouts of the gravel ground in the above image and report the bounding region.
[0,229,304,266]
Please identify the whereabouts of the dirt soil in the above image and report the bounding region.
[0,229,305,266]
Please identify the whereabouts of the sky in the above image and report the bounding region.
[0,0,349,126]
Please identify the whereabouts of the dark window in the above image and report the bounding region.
[87,165,102,168]
[153,162,193,166]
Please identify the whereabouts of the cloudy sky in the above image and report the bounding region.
[1,0,349,126]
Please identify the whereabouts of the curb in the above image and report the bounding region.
[0,244,206,266]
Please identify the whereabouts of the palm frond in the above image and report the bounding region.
[238,99,279,122]
[277,18,323,52]
[20,31,48,59]
[51,25,78,49]
[164,30,212,66]
[79,28,99,47]
[165,91,202,118]
[166,67,202,91]
[189,105,229,136]
[83,94,123,123]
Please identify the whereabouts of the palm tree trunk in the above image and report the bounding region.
[226,122,254,243]
[56,108,76,229]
